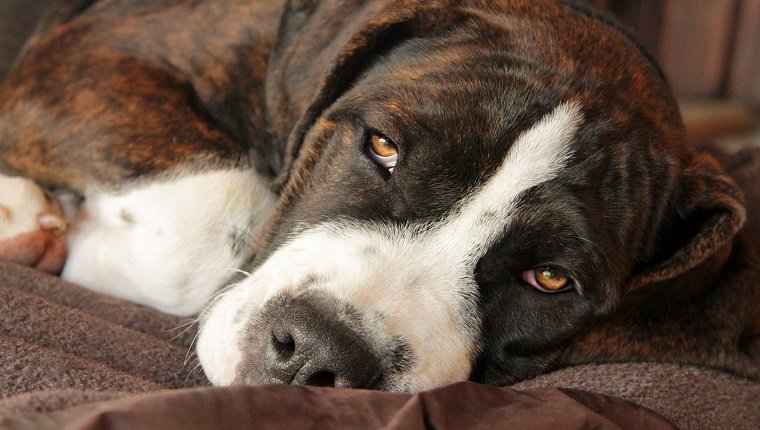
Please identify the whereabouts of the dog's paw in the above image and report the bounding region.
[61,169,276,316]
[0,173,68,273]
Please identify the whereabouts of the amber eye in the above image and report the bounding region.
[366,133,398,172]
[521,266,573,293]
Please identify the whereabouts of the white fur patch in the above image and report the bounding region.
[62,169,276,316]
[198,102,583,390]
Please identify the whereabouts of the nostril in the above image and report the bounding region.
[254,295,385,389]
[271,329,296,361]
[305,371,336,387]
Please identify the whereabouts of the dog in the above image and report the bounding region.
[1,0,759,392]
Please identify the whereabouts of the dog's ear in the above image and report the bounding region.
[266,0,459,188]
[629,152,746,289]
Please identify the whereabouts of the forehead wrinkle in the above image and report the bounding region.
[429,101,584,264]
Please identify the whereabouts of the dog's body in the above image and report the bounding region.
[1,0,283,315]
[1,0,759,391]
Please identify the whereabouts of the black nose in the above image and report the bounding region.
[252,294,383,388]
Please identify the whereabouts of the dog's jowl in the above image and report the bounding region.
[1,0,758,391]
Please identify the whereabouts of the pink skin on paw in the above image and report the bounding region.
[0,225,67,273]
[0,175,69,274]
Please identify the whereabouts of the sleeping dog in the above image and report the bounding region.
[1,0,758,391]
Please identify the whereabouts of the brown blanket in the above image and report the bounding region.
[1,383,678,430]
[1,144,759,429]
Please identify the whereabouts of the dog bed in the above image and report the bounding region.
[1,143,759,429]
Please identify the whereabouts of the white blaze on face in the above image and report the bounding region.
[198,102,583,391]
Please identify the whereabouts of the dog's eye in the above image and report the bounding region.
[521,266,573,293]
[366,132,398,173]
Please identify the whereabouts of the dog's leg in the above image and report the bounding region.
[61,169,276,316]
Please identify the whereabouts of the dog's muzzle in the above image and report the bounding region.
[238,292,383,388]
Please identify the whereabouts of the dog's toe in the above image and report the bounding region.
[0,173,68,273]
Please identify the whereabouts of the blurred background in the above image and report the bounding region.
[1,0,758,148]
[592,0,760,149]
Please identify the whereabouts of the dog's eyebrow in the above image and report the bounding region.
[432,101,584,261]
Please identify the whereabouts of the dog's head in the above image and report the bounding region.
[198,0,746,391]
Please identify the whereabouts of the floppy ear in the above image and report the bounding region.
[265,0,459,189]
[629,153,746,289]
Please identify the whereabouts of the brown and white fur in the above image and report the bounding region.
[1,0,758,391]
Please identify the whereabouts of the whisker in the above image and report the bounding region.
[206,281,242,308]
[169,318,200,342]
[184,323,203,366]
[184,356,204,385]
[223,266,254,277]
[196,276,248,324]
[165,317,198,333]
